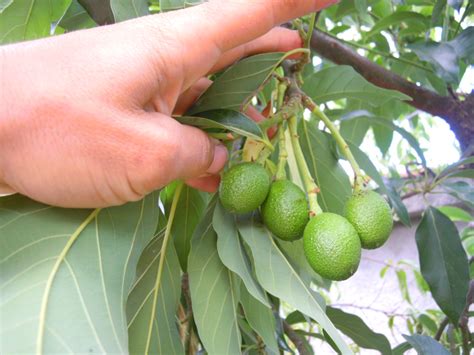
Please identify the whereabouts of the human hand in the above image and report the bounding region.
[0,0,337,208]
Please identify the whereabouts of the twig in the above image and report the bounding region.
[282,320,311,355]
[434,317,449,341]
[331,304,409,318]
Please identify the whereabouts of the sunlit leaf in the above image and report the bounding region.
[437,206,472,222]
[0,193,159,353]
[58,0,96,31]
[415,207,470,323]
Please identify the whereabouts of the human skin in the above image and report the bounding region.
[0,0,337,208]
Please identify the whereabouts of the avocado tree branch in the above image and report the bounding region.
[282,320,312,355]
[309,29,474,152]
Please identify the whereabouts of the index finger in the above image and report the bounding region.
[176,0,336,52]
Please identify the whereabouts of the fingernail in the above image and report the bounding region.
[207,144,228,175]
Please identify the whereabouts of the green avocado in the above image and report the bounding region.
[303,213,361,281]
[262,180,309,241]
[345,190,393,249]
[219,162,271,214]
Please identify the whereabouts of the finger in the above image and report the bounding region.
[138,0,338,89]
[174,78,212,115]
[127,113,228,194]
[210,27,303,73]
[177,0,337,53]
[185,175,221,193]
[246,106,278,138]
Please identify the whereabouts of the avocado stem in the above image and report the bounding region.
[288,115,323,216]
[302,96,365,193]
[275,81,289,180]
[275,122,288,180]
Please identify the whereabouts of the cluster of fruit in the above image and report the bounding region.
[219,162,393,281]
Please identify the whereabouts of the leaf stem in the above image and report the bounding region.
[288,115,322,216]
[145,182,183,355]
[305,13,317,49]
[302,96,365,193]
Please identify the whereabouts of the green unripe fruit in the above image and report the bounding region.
[345,190,393,249]
[262,180,309,241]
[219,162,271,214]
[303,213,361,281]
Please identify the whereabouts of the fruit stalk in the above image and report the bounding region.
[275,122,288,180]
[288,115,322,216]
[275,81,289,180]
[303,96,365,193]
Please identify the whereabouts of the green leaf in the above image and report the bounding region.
[351,115,427,167]
[366,11,430,38]
[0,0,13,13]
[0,0,72,43]
[213,202,269,307]
[392,341,412,355]
[340,117,370,146]
[436,157,474,181]
[346,140,411,226]
[437,206,472,222]
[188,52,296,115]
[58,0,96,31]
[431,0,447,26]
[417,314,437,334]
[303,66,411,106]
[236,213,351,354]
[403,334,449,354]
[441,181,474,208]
[299,120,352,214]
[127,224,183,354]
[0,193,159,353]
[415,207,470,323]
[240,285,278,354]
[177,110,265,142]
[188,199,241,354]
[170,185,206,271]
[159,0,203,12]
[110,0,149,22]
[396,269,411,303]
[408,28,474,84]
[326,307,392,354]
[277,239,330,290]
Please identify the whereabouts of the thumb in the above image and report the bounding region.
[134,114,228,192]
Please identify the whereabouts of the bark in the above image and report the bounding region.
[310,29,474,152]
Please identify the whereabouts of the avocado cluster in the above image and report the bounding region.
[219,163,393,281]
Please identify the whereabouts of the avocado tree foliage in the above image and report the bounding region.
[0,1,473,354]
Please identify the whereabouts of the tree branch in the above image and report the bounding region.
[309,29,474,152]
[282,320,312,355]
